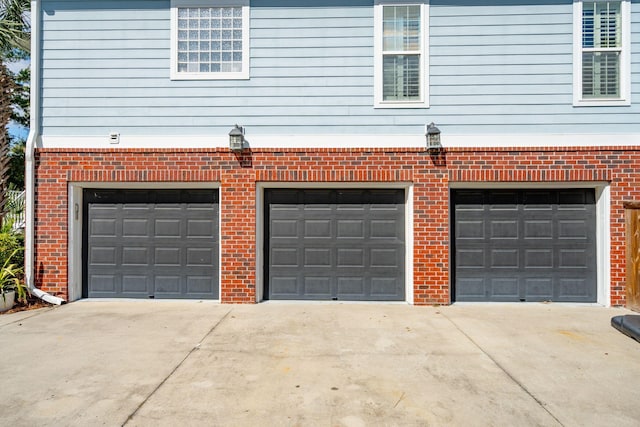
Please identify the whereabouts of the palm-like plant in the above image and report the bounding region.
[0,0,30,224]
[0,0,30,54]
[0,247,25,303]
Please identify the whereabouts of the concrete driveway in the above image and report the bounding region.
[1,301,639,426]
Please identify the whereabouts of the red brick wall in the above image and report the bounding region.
[34,146,640,306]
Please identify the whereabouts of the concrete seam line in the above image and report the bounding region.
[0,307,57,329]
[121,308,233,427]
[439,312,565,427]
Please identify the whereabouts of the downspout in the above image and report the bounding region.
[25,0,65,305]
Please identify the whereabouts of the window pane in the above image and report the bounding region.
[383,54,420,101]
[383,5,421,52]
[582,51,620,97]
[583,1,621,48]
[582,4,594,47]
[176,6,244,74]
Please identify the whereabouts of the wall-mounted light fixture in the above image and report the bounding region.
[229,124,245,152]
[426,122,441,152]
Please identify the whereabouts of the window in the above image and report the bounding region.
[170,0,249,80]
[574,0,630,106]
[374,0,429,108]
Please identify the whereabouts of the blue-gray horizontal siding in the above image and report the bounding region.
[40,0,640,136]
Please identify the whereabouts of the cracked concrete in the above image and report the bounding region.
[1,301,639,426]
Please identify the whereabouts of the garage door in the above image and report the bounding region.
[266,189,405,301]
[453,189,596,302]
[83,189,219,299]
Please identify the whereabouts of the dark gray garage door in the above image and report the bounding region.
[453,189,596,302]
[83,189,219,299]
[266,189,405,301]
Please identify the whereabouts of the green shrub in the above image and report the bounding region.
[0,222,24,270]
[0,248,26,303]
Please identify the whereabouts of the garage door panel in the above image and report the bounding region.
[558,220,589,239]
[271,248,298,267]
[454,188,596,302]
[304,248,331,267]
[337,277,365,295]
[272,219,298,238]
[186,248,214,266]
[336,202,365,211]
[492,278,519,297]
[186,276,216,294]
[304,220,332,238]
[458,220,484,239]
[186,219,215,238]
[84,189,219,299]
[90,246,117,265]
[370,248,400,268]
[337,248,364,267]
[559,278,590,298]
[370,278,399,296]
[271,277,298,297]
[91,218,117,237]
[490,220,517,239]
[122,275,148,293]
[559,249,590,268]
[491,249,519,268]
[524,220,553,239]
[122,247,148,266]
[457,249,485,268]
[525,278,553,298]
[457,278,485,298]
[524,249,553,268]
[370,220,399,239]
[303,204,331,213]
[304,277,332,296]
[91,275,117,293]
[266,189,405,301]
[337,220,364,239]
[122,219,148,237]
[155,248,180,266]
[154,276,181,294]
[155,219,181,238]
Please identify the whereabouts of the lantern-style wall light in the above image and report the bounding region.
[229,125,245,152]
[426,122,441,152]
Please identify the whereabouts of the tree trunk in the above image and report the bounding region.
[0,62,13,226]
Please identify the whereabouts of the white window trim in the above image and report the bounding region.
[374,0,429,109]
[170,0,250,80]
[573,0,630,106]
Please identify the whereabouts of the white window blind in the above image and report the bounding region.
[382,5,421,101]
[581,1,621,98]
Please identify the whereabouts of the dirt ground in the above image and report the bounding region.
[0,293,52,314]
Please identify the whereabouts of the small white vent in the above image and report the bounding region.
[108,132,120,144]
